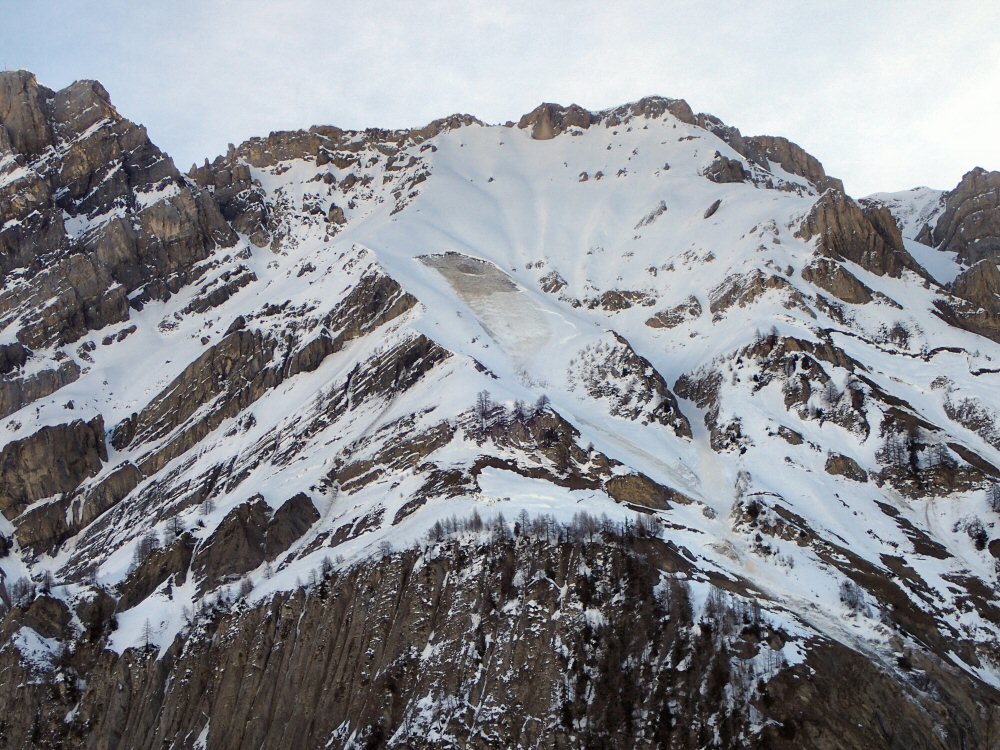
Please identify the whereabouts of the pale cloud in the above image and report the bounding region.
[2,0,997,195]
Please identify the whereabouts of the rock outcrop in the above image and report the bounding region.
[801,257,874,304]
[517,103,596,140]
[798,190,925,278]
[693,113,844,194]
[646,295,703,329]
[934,260,1000,344]
[741,135,845,193]
[704,154,749,184]
[192,493,318,591]
[118,532,196,610]
[0,359,80,419]
[919,167,1000,263]
[0,416,105,519]
[951,259,1000,313]
[0,71,237,348]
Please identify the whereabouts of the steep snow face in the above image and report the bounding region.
[3,98,1000,708]
[867,186,946,240]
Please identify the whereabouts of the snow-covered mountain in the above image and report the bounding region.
[2,70,1000,748]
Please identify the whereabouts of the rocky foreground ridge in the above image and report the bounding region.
[1,70,1000,748]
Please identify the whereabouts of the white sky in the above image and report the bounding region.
[1,0,997,196]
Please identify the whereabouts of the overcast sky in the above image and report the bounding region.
[2,1,997,196]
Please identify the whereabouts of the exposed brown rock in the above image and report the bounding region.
[710,270,807,315]
[602,96,697,126]
[0,341,29,375]
[0,359,81,419]
[114,274,416,474]
[605,473,691,510]
[0,70,53,156]
[336,420,455,494]
[692,114,844,194]
[591,289,656,311]
[920,168,1000,263]
[951,259,1000,313]
[115,329,277,459]
[0,72,237,348]
[741,135,845,193]
[193,493,318,592]
[777,426,804,445]
[704,154,748,184]
[646,295,703,329]
[264,493,320,561]
[189,158,271,246]
[192,496,271,591]
[801,257,874,304]
[517,103,595,140]
[571,332,691,437]
[933,261,1000,344]
[5,594,71,641]
[119,533,196,610]
[2,540,992,749]
[0,416,106,520]
[14,495,72,553]
[824,453,868,482]
[71,461,143,529]
[797,190,925,279]
[16,459,142,556]
[539,270,567,294]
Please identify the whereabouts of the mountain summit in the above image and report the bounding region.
[1,70,1000,748]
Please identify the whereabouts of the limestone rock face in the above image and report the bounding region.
[704,154,748,184]
[517,103,596,139]
[265,493,321,560]
[4,594,71,641]
[602,95,697,126]
[0,70,53,156]
[0,416,106,520]
[951,259,1000,313]
[604,472,691,510]
[692,113,844,194]
[935,260,1000,344]
[0,71,237,349]
[0,360,81,419]
[189,159,272,245]
[192,496,272,591]
[0,342,29,375]
[188,116,451,248]
[119,533,196,610]
[3,74,1000,750]
[2,541,995,749]
[646,295,703,329]
[824,452,868,482]
[922,168,1000,264]
[70,461,143,530]
[192,493,318,591]
[801,257,874,304]
[741,135,845,194]
[12,455,141,554]
[798,190,924,278]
